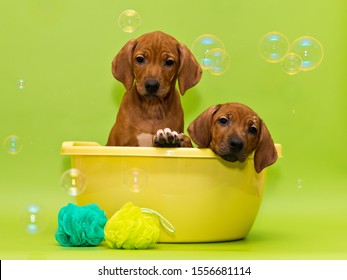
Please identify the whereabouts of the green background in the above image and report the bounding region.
[1,0,346,259]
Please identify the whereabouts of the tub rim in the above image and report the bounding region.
[61,141,282,159]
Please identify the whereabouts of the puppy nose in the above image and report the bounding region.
[229,137,244,152]
[145,79,160,93]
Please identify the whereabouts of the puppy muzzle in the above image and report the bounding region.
[145,79,160,95]
[219,137,247,163]
[229,137,244,152]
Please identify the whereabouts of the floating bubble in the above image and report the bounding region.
[291,36,323,71]
[259,32,289,63]
[297,178,303,189]
[191,34,225,70]
[205,48,231,76]
[17,79,25,90]
[118,10,141,33]
[281,52,303,75]
[124,168,147,193]
[3,135,23,155]
[19,204,46,234]
[60,168,87,196]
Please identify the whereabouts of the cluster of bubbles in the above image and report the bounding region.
[59,167,147,196]
[191,34,231,76]
[2,79,29,155]
[116,10,231,76]
[259,31,324,75]
[17,169,87,235]
[2,80,28,155]
[118,9,141,33]
[10,80,41,235]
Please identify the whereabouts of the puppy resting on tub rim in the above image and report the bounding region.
[188,102,278,173]
[107,31,202,147]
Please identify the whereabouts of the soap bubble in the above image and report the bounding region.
[291,36,323,71]
[3,135,23,155]
[204,48,231,76]
[191,34,225,70]
[297,178,304,189]
[19,204,46,234]
[259,32,289,63]
[17,79,25,90]
[118,10,141,33]
[281,53,303,75]
[61,168,87,196]
[124,168,147,193]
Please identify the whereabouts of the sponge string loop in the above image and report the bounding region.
[141,208,176,233]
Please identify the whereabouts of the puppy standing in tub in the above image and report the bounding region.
[188,102,278,173]
[107,31,202,147]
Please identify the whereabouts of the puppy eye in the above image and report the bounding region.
[248,126,258,135]
[135,55,145,64]
[164,59,175,66]
[217,117,229,126]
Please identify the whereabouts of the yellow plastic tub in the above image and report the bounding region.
[61,141,282,243]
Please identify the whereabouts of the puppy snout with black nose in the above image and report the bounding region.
[229,137,244,152]
[145,79,160,94]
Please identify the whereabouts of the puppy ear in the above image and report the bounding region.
[188,105,221,147]
[177,43,202,95]
[254,120,278,173]
[112,39,137,90]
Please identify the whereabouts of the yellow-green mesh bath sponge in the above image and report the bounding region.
[104,202,161,249]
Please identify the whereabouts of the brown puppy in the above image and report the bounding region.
[107,31,202,147]
[188,102,278,173]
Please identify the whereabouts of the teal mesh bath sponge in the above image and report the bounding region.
[55,203,107,247]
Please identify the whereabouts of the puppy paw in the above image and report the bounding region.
[153,128,192,147]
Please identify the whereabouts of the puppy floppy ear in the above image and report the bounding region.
[254,120,278,173]
[177,43,202,95]
[111,39,137,90]
[188,105,221,147]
